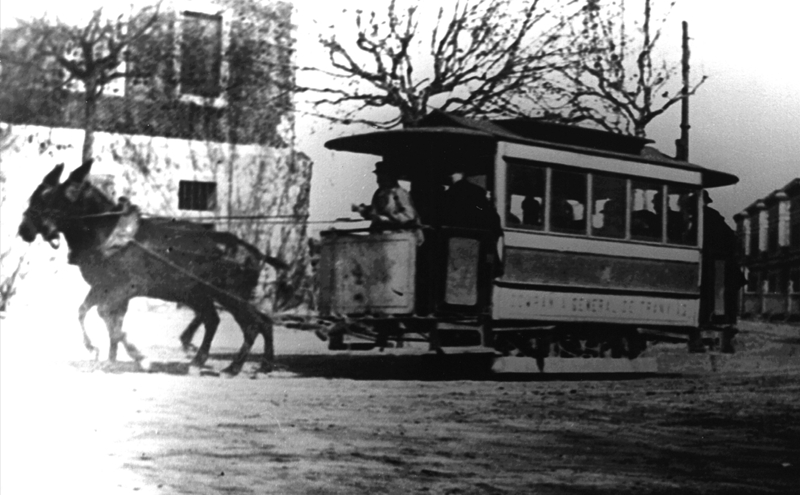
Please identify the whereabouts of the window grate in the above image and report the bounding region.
[178,180,217,211]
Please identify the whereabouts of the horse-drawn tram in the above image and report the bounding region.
[318,111,740,372]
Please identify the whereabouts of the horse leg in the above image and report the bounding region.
[221,304,262,376]
[189,299,220,367]
[179,313,204,353]
[258,313,275,374]
[97,299,148,368]
[78,287,103,360]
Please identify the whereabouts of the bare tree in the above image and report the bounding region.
[0,125,25,313]
[300,0,583,128]
[544,0,705,137]
[1,5,161,161]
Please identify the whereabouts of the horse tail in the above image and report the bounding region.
[213,231,288,271]
[261,254,289,271]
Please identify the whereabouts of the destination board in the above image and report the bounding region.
[493,287,699,326]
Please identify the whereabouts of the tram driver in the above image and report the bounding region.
[352,161,423,243]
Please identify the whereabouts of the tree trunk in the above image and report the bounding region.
[82,81,98,163]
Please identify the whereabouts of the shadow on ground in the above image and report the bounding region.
[68,352,668,381]
[68,352,668,382]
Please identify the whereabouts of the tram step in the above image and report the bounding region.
[491,357,658,374]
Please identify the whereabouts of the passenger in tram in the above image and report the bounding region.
[654,191,685,243]
[551,197,582,232]
[522,196,542,227]
[631,202,660,239]
[352,161,422,242]
[506,211,522,225]
[596,199,625,238]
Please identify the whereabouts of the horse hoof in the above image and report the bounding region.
[190,356,208,368]
[220,366,238,377]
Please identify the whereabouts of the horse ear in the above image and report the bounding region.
[64,160,94,202]
[43,164,64,186]
[67,159,94,184]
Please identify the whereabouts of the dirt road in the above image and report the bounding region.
[1,313,798,494]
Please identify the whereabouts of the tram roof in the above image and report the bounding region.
[324,111,739,188]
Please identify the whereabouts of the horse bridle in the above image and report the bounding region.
[22,198,125,249]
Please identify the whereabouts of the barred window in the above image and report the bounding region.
[178,180,217,211]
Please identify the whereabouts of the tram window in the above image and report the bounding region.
[550,169,587,235]
[506,163,544,230]
[591,175,627,239]
[666,185,698,245]
[631,181,663,242]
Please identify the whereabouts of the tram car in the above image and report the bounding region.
[317,111,740,372]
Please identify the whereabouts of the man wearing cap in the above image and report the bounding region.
[698,190,746,337]
[352,161,422,238]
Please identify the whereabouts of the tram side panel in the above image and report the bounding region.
[493,238,701,328]
[318,231,417,315]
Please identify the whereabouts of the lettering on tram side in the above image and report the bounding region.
[492,287,698,325]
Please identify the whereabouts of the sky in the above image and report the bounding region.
[291,0,800,229]
[2,0,798,229]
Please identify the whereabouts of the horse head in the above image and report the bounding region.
[18,159,106,249]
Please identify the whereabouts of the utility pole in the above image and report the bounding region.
[676,21,690,161]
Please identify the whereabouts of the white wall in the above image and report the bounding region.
[1,122,311,330]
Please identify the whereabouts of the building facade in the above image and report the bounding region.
[734,178,800,319]
[0,0,313,310]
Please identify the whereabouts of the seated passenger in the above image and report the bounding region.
[596,199,625,238]
[522,196,542,227]
[654,191,686,243]
[551,198,583,232]
[631,206,660,238]
[352,161,422,241]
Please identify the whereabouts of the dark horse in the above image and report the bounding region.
[18,160,286,375]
